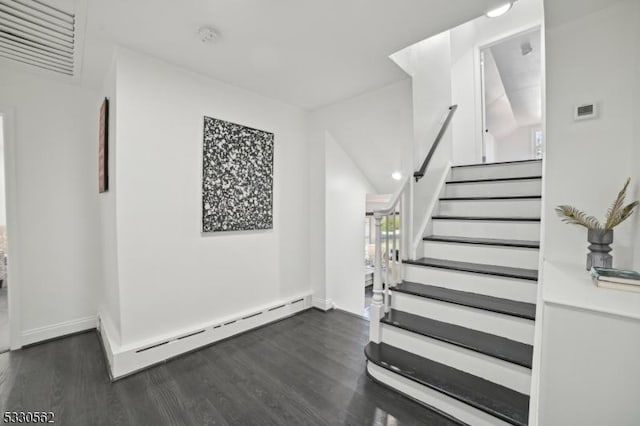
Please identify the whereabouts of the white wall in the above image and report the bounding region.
[98,54,123,346]
[391,32,454,251]
[0,68,101,344]
[633,3,640,270]
[493,125,539,162]
[110,49,310,346]
[449,0,543,165]
[308,80,414,194]
[325,134,376,315]
[0,116,5,225]
[307,78,413,309]
[392,32,453,171]
[307,119,328,309]
[544,0,640,269]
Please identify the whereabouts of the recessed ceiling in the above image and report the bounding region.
[82,0,505,110]
[545,0,624,28]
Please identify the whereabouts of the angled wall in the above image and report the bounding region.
[307,79,414,310]
[325,133,376,315]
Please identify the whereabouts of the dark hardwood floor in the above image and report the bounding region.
[0,309,458,425]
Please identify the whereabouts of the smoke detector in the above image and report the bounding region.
[197,26,220,44]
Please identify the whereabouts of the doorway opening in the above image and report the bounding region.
[480,28,543,163]
[364,214,374,319]
[363,211,400,320]
[0,115,8,353]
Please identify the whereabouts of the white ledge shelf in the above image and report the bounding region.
[542,260,640,321]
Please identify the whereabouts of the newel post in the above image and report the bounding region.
[369,212,384,343]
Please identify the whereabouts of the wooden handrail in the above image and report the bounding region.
[413,105,458,182]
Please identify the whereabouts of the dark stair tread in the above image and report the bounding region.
[432,216,541,222]
[423,235,540,249]
[392,281,536,320]
[439,195,542,201]
[382,309,533,368]
[365,342,530,426]
[404,258,539,281]
[446,175,542,184]
[452,159,542,168]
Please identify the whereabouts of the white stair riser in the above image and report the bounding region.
[380,325,531,395]
[422,241,540,270]
[451,161,542,181]
[392,292,535,345]
[438,198,541,217]
[367,363,513,426]
[404,264,537,303]
[445,179,542,198]
[432,219,540,241]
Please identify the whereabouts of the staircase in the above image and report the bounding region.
[366,159,542,426]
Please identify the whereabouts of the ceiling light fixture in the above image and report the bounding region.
[391,172,403,181]
[197,26,220,44]
[485,2,515,18]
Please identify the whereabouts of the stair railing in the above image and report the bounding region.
[369,175,412,343]
[413,105,458,182]
[369,105,457,343]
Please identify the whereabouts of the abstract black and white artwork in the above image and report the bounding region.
[202,116,274,232]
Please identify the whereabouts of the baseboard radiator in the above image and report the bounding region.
[98,294,313,380]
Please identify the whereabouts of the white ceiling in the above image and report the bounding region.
[544,0,625,28]
[491,29,542,125]
[77,0,504,110]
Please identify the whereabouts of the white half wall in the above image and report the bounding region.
[538,304,640,426]
[325,133,376,315]
[544,0,640,269]
[493,125,540,162]
[0,68,101,346]
[110,48,311,347]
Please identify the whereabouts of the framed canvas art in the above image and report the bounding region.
[202,117,274,232]
[98,98,109,193]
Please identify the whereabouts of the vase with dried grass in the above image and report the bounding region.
[556,178,639,270]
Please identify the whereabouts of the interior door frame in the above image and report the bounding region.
[0,106,22,350]
[474,24,543,163]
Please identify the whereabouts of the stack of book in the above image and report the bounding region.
[591,267,640,293]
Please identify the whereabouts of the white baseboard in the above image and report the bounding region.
[312,297,334,311]
[98,293,313,380]
[21,316,97,346]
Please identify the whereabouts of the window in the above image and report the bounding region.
[534,130,544,159]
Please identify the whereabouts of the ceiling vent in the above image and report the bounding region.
[0,0,75,76]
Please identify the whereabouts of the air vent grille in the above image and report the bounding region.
[0,0,75,76]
